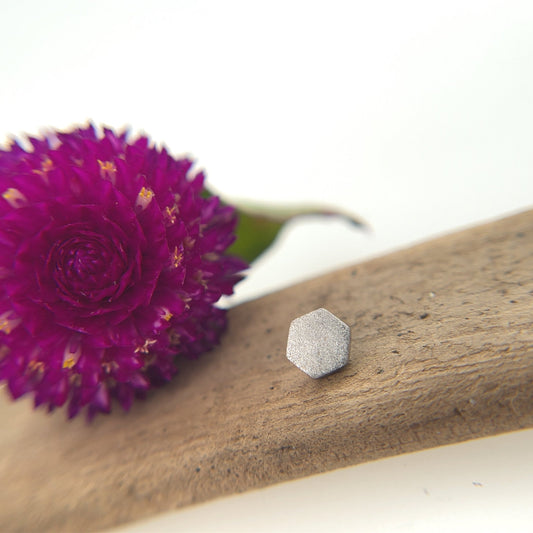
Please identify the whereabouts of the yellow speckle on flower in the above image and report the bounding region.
[164,205,178,224]
[62,340,81,369]
[0,311,21,334]
[28,360,44,374]
[42,157,54,172]
[2,188,27,209]
[98,160,117,182]
[139,187,153,200]
[31,158,54,182]
[172,246,183,268]
[62,357,76,369]
[135,186,154,211]
[161,308,173,321]
[135,338,157,354]
[33,157,53,173]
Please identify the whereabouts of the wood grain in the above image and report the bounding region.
[1,210,532,532]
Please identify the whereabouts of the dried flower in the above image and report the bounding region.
[0,125,246,419]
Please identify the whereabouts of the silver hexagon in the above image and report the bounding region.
[286,308,351,378]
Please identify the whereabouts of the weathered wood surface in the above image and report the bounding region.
[0,210,532,532]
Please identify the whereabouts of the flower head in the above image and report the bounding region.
[0,124,246,419]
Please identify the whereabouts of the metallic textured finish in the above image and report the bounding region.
[286,308,351,378]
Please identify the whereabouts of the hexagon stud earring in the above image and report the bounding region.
[286,308,351,378]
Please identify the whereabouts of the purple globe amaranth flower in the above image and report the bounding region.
[0,124,247,419]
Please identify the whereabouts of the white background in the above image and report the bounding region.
[1,1,532,531]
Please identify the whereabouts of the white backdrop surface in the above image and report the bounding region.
[1,1,532,532]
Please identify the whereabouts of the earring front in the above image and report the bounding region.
[286,308,351,378]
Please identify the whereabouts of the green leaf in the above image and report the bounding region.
[227,201,367,263]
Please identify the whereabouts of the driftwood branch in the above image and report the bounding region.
[1,210,532,532]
